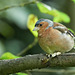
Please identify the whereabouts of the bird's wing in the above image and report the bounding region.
[53,22,67,33]
[67,30,75,38]
[53,22,75,38]
[67,30,75,49]
[53,22,75,49]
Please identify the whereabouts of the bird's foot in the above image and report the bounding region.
[41,54,51,65]
[45,52,61,58]
[41,52,61,65]
[51,52,61,57]
[41,58,49,65]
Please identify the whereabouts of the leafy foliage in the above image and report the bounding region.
[16,72,28,75]
[72,0,75,3]
[36,2,70,23]
[0,52,20,59]
[27,14,38,37]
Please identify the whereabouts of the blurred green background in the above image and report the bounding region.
[0,0,75,75]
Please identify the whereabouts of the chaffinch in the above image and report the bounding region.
[33,19,75,57]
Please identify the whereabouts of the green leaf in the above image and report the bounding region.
[72,0,75,3]
[0,21,15,38]
[36,2,70,23]
[16,72,28,75]
[0,52,20,59]
[27,14,38,37]
[36,2,51,14]
[53,10,70,23]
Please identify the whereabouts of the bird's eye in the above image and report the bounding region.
[40,24,43,26]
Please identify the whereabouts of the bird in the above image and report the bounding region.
[33,19,75,57]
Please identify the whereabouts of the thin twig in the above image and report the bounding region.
[0,0,36,11]
[17,38,38,56]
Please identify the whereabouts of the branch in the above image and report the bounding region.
[0,0,36,11]
[28,69,75,74]
[0,53,75,75]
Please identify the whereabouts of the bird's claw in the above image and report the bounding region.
[41,52,61,65]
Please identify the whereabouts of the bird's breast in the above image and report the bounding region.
[38,28,74,54]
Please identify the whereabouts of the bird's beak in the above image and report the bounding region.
[33,27,39,31]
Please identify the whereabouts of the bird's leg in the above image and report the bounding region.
[41,54,51,65]
[41,52,61,65]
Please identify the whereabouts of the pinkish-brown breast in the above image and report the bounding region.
[38,26,74,54]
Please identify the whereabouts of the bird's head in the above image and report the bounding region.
[33,19,54,31]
